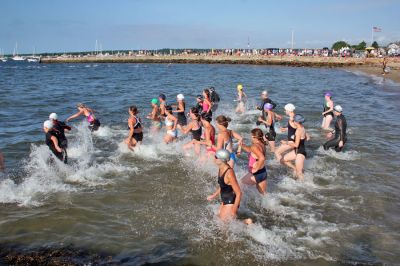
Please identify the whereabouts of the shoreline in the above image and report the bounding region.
[40,55,400,84]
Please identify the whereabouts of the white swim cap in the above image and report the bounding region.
[43,120,53,129]
[49,113,58,120]
[334,105,343,112]
[262,90,268,95]
[284,103,296,112]
[177,94,185,100]
[215,149,231,162]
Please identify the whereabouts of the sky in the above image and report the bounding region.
[1,0,400,54]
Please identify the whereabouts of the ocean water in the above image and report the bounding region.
[0,62,399,265]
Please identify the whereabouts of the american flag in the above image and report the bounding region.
[373,27,382,32]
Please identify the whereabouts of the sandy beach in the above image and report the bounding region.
[346,65,400,83]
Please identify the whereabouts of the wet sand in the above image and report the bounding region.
[347,65,400,84]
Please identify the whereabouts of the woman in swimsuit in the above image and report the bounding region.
[202,89,213,117]
[125,105,143,151]
[180,107,202,155]
[43,120,66,163]
[164,105,178,144]
[275,103,297,162]
[235,84,247,114]
[173,94,187,128]
[321,92,334,130]
[147,98,162,133]
[258,103,280,152]
[215,115,243,168]
[66,103,101,131]
[199,112,216,157]
[282,114,308,181]
[240,128,267,195]
[207,149,243,222]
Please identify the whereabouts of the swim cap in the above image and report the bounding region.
[237,84,243,90]
[324,92,332,97]
[262,90,268,95]
[284,103,296,112]
[215,149,231,162]
[43,120,53,129]
[209,87,215,92]
[334,105,343,112]
[264,103,273,110]
[151,98,158,105]
[49,113,58,120]
[294,114,305,123]
[177,94,184,100]
[159,94,166,101]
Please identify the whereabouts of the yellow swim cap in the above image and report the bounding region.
[237,84,243,90]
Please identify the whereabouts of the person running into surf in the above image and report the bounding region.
[43,120,66,163]
[147,98,162,133]
[172,94,187,128]
[66,103,101,131]
[275,103,297,162]
[215,115,243,168]
[240,128,268,195]
[207,149,247,223]
[202,89,213,117]
[125,106,143,151]
[235,84,247,114]
[209,87,221,112]
[180,107,202,155]
[323,105,347,152]
[199,112,216,157]
[257,103,281,152]
[321,92,334,130]
[163,105,178,144]
[49,113,71,163]
[158,93,168,117]
[194,95,203,114]
[281,114,308,181]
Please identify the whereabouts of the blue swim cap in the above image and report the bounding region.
[264,103,273,110]
[294,114,305,123]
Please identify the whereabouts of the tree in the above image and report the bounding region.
[372,41,379,49]
[332,41,350,51]
[356,41,367,50]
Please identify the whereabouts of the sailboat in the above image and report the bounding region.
[12,43,25,61]
[27,47,40,62]
[0,49,7,62]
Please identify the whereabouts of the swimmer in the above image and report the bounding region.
[43,120,66,163]
[235,84,247,114]
[49,113,71,163]
[240,128,268,195]
[195,95,203,114]
[215,115,243,168]
[164,105,178,144]
[125,106,143,151]
[158,94,167,117]
[257,103,281,152]
[256,90,277,111]
[275,103,297,162]
[180,107,202,155]
[66,103,101,131]
[199,112,216,157]
[323,105,347,152]
[207,149,250,223]
[321,92,334,130]
[281,114,308,181]
[209,87,220,112]
[202,88,213,117]
[0,151,4,171]
[172,94,187,128]
[147,98,162,133]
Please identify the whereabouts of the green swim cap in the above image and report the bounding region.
[151,98,158,104]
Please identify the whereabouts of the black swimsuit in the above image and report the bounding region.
[323,102,334,117]
[287,121,296,141]
[295,137,307,157]
[323,114,347,152]
[131,116,143,142]
[46,131,66,163]
[191,124,202,141]
[218,167,236,205]
[265,118,276,141]
[177,102,187,126]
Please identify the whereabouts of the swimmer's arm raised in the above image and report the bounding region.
[66,110,84,122]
